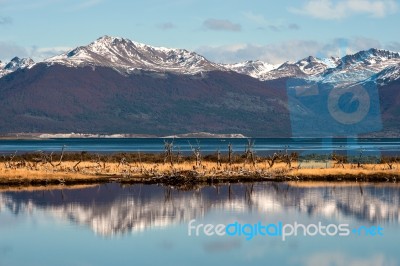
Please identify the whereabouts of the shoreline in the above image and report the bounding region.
[1,151,399,188]
[1,178,399,193]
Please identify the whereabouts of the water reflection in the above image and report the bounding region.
[0,182,399,236]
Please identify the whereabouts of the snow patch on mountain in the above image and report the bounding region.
[223,60,279,80]
[243,56,340,81]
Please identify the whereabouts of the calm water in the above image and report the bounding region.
[0,182,399,266]
[1,138,400,155]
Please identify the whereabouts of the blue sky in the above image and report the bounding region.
[0,0,399,64]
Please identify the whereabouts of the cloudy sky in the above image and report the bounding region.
[0,0,399,64]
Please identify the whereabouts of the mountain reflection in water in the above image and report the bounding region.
[0,182,399,236]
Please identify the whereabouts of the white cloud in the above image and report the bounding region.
[196,37,383,64]
[29,46,71,60]
[290,0,398,20]
[0,43,70,62]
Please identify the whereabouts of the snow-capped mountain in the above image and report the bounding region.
[4,56,35,71]
[321,48,400,84]
[0,57,35,78]
[263,61,309,80]
[296,56,340,75]
[231,56,340,81]
[223,60,279,80]
[46,35,224,75]
[369,63,400,86]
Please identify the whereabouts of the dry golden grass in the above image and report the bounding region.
[289,162,400,177]
[1,159,400,185]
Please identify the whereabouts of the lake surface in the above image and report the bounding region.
[0,182,399,266]
[1,138,400,155]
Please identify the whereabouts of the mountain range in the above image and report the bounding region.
[1,36,400,137]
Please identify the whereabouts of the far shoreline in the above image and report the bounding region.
[2,133,400,140]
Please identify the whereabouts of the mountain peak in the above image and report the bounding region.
[0,56,35,78]
[3,57,34,71]
[97,35,120,41]
[366,48,399,56]
[293,55,341,76]
[10,56,21,62]
[341,48,400,65]
[96,35,130,43]
[302,56,318,62]
[92,35,140,49]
